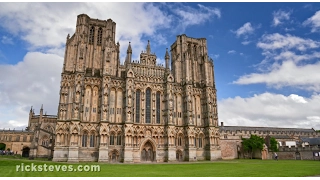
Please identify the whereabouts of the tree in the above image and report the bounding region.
[0,143,5,150]
[269,137,279,152]
[242,135,264,159]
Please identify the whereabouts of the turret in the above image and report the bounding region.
[126,42,132,63]
[146,40,151,54]
[40,104,43,115]
[28,106,33,129]
[165,48,170,69]
[40,104,43,122]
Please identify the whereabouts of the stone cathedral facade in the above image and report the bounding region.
[52,14,221,163]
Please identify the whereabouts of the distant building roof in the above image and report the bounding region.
[220,126,316,133]
[300,137,320,145]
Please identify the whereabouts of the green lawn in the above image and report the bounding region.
[0,157,319,177]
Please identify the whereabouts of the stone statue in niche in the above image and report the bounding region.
[169,113,173,123]
[128,95,132,106]
[127,112,131,121]
[169,100,173,109]
[61,110,65,120]
[76,92,80,102]
[127,87,132,106]
[74,108,78,119]
[189,116,193,124]
[80,48,84,58]
[103,110,107,120]
[59,110,63,119]
[146,130,151,137]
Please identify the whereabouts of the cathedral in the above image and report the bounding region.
[1,14,319,163]
[52,14,221,162]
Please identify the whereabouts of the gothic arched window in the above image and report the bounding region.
[97,27,102,45]
[90,132,95,147]
[89,26,95,44]
[135,89,141,123]
[145,88,151,123]
[178,136,182,146]
[82,131,88,147]
[156,91,160,124]
[110,133,115,145]
[117,134,122,145]
[199,136,203,148]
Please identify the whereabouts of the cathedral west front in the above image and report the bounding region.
[1,14,319,163]
[52,14,221,163]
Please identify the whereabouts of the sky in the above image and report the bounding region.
[1,2,320,130]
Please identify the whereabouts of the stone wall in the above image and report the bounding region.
[220,139,238,159]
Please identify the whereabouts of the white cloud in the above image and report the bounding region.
[213,54,220,59]
[272,10,291,27]
[304,4,313,9]
[233,22,254,38]
[228,50,236,54]
[218,92,320,130]
[257,33,320,51]
[284,27,295,32]
[1,36,14,45]
[0,52,63,129]
[172,3,220,32]
[233,60,320,91]
[241,41,251,45]
[303,10,320,32]
[274,51,320,62]
[234,32,320,91]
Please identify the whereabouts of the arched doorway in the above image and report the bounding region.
[0,143,6,151]
[176,150,183,161]
[141,141,155,162]
[22,146,30,157]
[109,149,120,163]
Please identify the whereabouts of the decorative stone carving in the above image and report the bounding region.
[74,108,78,119]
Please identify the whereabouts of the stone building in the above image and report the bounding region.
[219,122,320,160]
[52,14,221,163]
[0,106,56,158]
[1,14,319,162]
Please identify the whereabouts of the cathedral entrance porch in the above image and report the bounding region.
[140,140,156,162]
[109,149,120,163]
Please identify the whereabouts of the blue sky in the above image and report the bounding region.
[1,2,320,130]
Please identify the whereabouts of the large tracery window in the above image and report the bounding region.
[145,88,151,123]
[89,26,95,44]
[135,89,141,123]
[156,91,160,124]
[97,27,102,45]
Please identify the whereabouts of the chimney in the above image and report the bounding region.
[221,122,224,127]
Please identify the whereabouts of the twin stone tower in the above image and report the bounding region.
[52,14,221,163]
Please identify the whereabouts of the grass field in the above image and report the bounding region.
[0,156,319,177]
